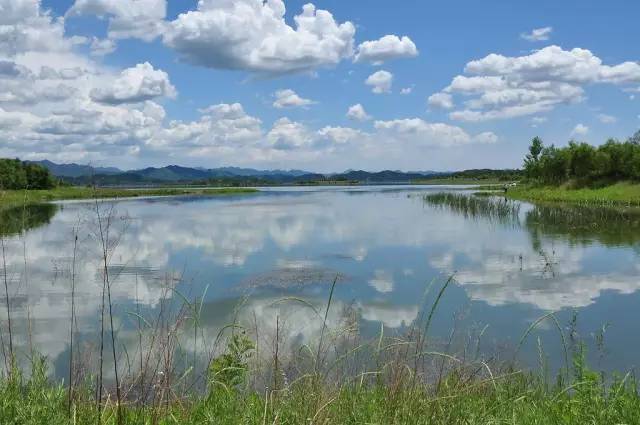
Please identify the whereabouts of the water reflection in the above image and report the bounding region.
[525,203,640,248]
[0,188,638,378]
[0,203,58,237]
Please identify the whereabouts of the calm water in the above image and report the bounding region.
[2,185,640,379]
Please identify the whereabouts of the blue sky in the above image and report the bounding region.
[1,0,639,171]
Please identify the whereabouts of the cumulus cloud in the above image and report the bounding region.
[267,118,315,150]
[365,70,393,94]
[67,0,167,41]
[355,35,418,64]
[427,92,454,109]
[90,62,176,105]
[571,123,589,137]
[317,126,364,145]
[346,103,371,121]
[374,118,494,147]
[89,37,116,56]
[272,89,315,109]
[163,0,355,76]
[440,46,640,122]
[520,26,553,42]
[153,103,263,149]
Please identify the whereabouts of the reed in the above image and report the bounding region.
[422,192,521,225]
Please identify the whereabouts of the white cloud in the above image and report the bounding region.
[317,126,364,145]
[89,37,116,56]
[427,92,454,109]
[365,70,393,94]
[90,62,176,105]
[355,35,418,64]
[67,0,167,42]
[155,103,263,149]
[400,87,413,95]
[272,89,315,109]
[597,113,617,124]
[473,131,498,144]
[520,27,553,42]
[346,103,371,121]
[374,118,488,147]
[163,0,355,75]
[441,46,640,122]
[571,123,589,137]
[266,118,315,150]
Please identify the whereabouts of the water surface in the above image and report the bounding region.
[2,186,639,379]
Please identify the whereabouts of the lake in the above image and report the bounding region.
[1,185,639,382]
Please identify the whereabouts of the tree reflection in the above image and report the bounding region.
[0,204,59,237]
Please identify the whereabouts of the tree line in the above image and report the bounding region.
[523,130,640,184]
[0,158,57,190]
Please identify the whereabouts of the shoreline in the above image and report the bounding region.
[0,186,259,209]
[504,181,640,206]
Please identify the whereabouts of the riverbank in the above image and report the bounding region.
[413,178,510,186]
[0,186,258,208]
[2,360,637,424]
[506,181,640,206]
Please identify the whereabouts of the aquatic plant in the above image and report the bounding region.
[422,192,521,226]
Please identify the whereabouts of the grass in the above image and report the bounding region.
[0,186,258,208]
[506,181,640,206]
[412,178,511,186]
[423,192,521,225]
[1,347,639,424]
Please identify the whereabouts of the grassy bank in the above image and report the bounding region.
[2,356,639,424]
[413,178,510,186]
[506,181,640,206]
[0,186,258,208]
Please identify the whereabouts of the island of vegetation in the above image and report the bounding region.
[505,130,640,205]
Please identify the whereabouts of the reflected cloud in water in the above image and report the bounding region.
[1,188,639,375]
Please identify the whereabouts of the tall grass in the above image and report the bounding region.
[423,192,521,226]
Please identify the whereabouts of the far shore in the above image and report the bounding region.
[0,186,259,208]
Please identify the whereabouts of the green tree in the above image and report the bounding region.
[0,159,56,190]
[0,159,27,190]
[524,137,545,179]
[24,162,55,189]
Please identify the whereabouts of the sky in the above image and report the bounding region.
[0,0,639,172]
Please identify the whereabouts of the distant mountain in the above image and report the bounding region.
[35,160,447,186]
[338,170,433,182]
[209,167,312,177]
[30,160,122,178]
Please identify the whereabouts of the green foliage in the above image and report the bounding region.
[523,131,640,185]
[208,332,255,391]
[0,159,56,190]
[1,360,640,424]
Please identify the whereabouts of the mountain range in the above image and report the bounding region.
[30,160,443,185]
